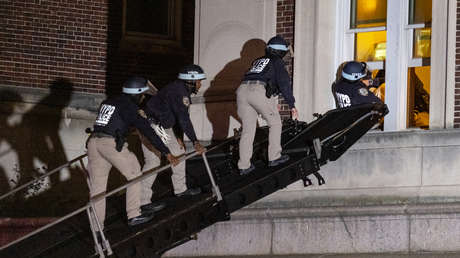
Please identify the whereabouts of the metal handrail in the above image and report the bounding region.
[0,139,231,251]
[0,154,88,201]
[0,152,192,251]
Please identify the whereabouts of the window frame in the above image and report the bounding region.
[339,0,450,131]
[121,0,183,52]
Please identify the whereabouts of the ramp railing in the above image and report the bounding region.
[0,138,231,257]
[0,154,88,201]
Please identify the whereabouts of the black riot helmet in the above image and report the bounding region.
[122,76,149,104]
[341,61,368,82]
[123,76,149,94]
[178,64,206,94]
[266,35,289,58]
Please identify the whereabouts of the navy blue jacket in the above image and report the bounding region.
[144,80,198,143]
[243,54,296,108]
[93,94,170,154]
[333,80,382,108]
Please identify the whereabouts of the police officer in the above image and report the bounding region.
[139,65,206,209]
[87,76,179,230]
[236,35,298,175]
[332,61,383,108]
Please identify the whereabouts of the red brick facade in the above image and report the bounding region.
[1,0,457,126]
[0,1,108,93]
[0,0,194,95]
[276,0,295,118]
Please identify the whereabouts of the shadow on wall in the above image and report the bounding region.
[0,79,87,217]
[0,90,23,194]
[204,38,266,142]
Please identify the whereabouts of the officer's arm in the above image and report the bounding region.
[351,87,383,106]
[368,90,384,104]
[169,93,199,143]
[275,59,296,109]
[124,106,171,155]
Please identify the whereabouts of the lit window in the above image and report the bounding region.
[413,28,431,58]
[407,66,430,128]
[350,0,387,128]
[350,0,387,63]
[350,0,387,28]
[355,31,386,62]
[407,0,431,128]
[409,0,432,25]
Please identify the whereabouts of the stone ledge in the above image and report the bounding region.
[232,201,460,221]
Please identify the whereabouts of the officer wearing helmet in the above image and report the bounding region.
[139,65,206,209]
[332,61,383,108]
[236,35,298,175]
[86,76,179,230]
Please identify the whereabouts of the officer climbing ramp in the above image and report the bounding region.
[0,102,388,258]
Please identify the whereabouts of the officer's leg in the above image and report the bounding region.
[251,88,282,161]
[87,137,112,230]
[140,142,161,206]
[237,85,259,170]
[99,138,142,220]
[164,128,187,194]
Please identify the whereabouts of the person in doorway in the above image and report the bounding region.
[236,35,298,175]
[139,65,206,211]
[332,61,384,108]
[86,76,179,230]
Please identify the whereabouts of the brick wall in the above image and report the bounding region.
[0,0,195,96]
[455,0,460,128]
[276,0,295,118]
[0,1,108,93]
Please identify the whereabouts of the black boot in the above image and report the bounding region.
[239,164,255,175]
[176,187,202,197]
[268,154,290,167]
[127,213,155,226]
[141,201,166,213]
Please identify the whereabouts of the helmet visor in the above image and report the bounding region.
[178,72,206,81]
[268,44,288,51]
[122,86,149,94]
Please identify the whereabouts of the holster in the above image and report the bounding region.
[264,81,279,98]
[115,130,125,152]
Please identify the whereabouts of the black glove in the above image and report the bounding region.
[375,102,389,116]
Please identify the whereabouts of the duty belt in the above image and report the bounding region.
[241,80,266,86]
[91,132,115,138]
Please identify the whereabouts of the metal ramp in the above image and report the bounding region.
[0,103,387,258]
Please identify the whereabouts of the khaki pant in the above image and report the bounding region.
[140,127,186,205]
[87,137,142,230]
[236,82,282,169]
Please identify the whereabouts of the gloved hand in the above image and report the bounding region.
[166,153,180,166]
[291,107,298,120]
[193,142,205,154]
[374,102,389,116]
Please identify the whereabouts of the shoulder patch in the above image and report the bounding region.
[183,96,190,107]
[359,88,369,96]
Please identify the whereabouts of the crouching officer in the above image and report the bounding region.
[87,77,179,230]
[139,65,206,209]
[332,61,384,108]
[236,35,298,175]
